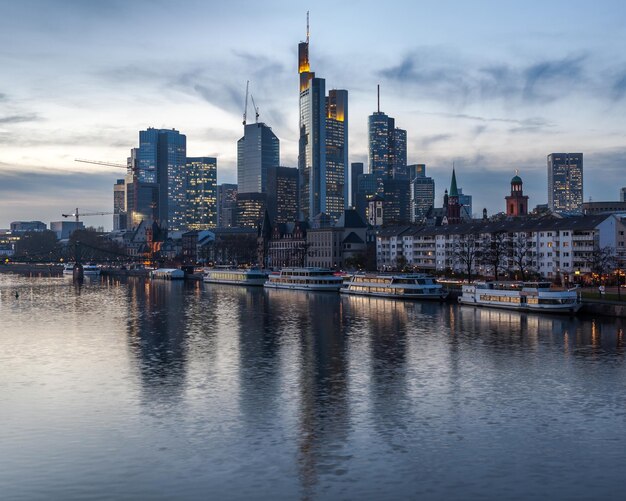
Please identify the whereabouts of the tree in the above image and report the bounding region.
[395,254,409,272]
[453,233,480,282]
[14,231,59,260]
[480,231,507,280]
[509,233,533,281]
[589,244,616,282]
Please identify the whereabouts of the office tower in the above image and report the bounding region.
[236,193,267,229]
[267,166,299,224]
[217,184,238,228]
[350,162,364,208]
[298,17,326,222]
[621,187,626,202]
[547,153,583,213]
[368,86,408,188]
[505,173,529,217]
[138,128,187,230]
[125,147,159,228]
[113,179,127,230]
[382,178,411,224]
[458,188,473,220]
[407,163,426,182]
[186,157,217,230]
[410,176,435,223]
[237,123,279,194]
[325,89,349,223]
[355,172,378,221]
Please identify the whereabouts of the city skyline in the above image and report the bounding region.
[2,0,626,228]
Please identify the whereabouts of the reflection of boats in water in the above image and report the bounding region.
[264,268,344,292]
[150,268,184,280]
[341,273,448,300]
[82,264,101,276]
[458,281,582,314]
[203,268,267,286]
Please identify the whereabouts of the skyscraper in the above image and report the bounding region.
[368,87,408,188]
[217,184,238,228]
[186,157,217,230]
[410,176,435,223]
[125,147,159,229]
[350,162,364,208]
[547,153,583,213]
[113,179,127,230]
[237,123,279,194]
[138,128,187,231]
[325,89,348,223]
[267,166,299,224]
[407,163,426,182]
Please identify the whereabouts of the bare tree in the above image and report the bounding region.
[589,244,616,280]
[509,233,533,281]
[481,231,507,280]
[453,233,481,282]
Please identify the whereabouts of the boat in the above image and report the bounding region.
[82,264,101,276]
[458,281,582,313]
[203,268,268,286]
[341,273,448,300]
[150,268,185,280]
[263,267,344,292]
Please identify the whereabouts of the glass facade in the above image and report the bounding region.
[236,192,267,229]
[325,89,348,224]
[350,162,364,208]
[368,112,407,188]
[267,166,299,224]
[410,176,435,223]
[186,157,217,230]
[237,123,279,194]
[548,153,583,213]
[217,184,238,228]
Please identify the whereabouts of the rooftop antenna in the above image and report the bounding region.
[242,80,249,126]
[377,84,380,113]
[306,11,310,43]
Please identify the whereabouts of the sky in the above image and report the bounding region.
[1,0,626,230]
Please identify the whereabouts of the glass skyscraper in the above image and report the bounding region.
[237,123,279,194]
[410,176,435,223]
[325,89,348,223]
[267,166,299,224]
[368,107,407,188]
[217,184,238,228]
[186,157,217,230]
[548,153,583,213]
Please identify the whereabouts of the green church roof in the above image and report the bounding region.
[449,168,458,197]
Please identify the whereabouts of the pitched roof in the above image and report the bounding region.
[342,231,365,244]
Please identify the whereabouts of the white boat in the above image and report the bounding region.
[150,268,185,280]
[203,268,267,286]
[62,263,75,275]
[82,264,101,276]
[264,267,344,292]
[341,273,448,300]
[458,281,582,313]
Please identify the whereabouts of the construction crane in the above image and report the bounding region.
[242,80,249,126]
[250,94,260,123]
[75,158,127,169]
[62,208,115,223]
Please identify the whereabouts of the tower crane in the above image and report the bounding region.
[62,208,115,223]
[250,94,260,123]
[242,80,249,126]
[75,158,127,169]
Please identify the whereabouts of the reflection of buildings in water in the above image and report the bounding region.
[125,278,189,404]
[266,289,350,498]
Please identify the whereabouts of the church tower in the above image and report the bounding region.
[505,172,529,216]
[446,168,461,224]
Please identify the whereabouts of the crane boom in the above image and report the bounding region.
[242,80,249,126]
[251,94,259,123]
[75,158,127,169]
[62,208,115,223]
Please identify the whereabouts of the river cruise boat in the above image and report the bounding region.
[203,268,267,286]
[341,273,448,300]
[62,263,75,275]
[82,264,101,276]
[150,268,184,280]
[458,281,582,313]
[264,267,344,292]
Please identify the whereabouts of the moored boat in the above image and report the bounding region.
[203,268,267,286]
[341,273,448,300]
[150,268,184,280]
[458,281,582,313]
[264,267,344,292]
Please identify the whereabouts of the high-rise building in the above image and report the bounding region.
[350,162,364,208]
[368,87,408,188]
[113,179,127,230]
[236,192,267,229]
[186,157,217,230]
[547,153,583,213]
[382,178,411,224]
[355,172,378,221]
[267,166,299,224]
[620,187,626,202]
[407,163,426,182]
[138,128,187,230]
[325,89,348,223]
[125,147,159,229]
[217,184,238,228]
[410,176,435,223]
[505,173,529,217]
[237,123,279,194]
[458,188,473,220]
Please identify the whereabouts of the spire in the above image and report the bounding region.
[306,11,310,43]
[449,166,459,197]
[377,84,380,113]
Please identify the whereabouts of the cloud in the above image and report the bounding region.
[0,92,6,101]
[0,113,43,124]
[612,71,626,100]
[522,55,586,102]
[416,133,453,149]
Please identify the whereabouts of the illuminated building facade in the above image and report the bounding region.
[237,123,279,194]
[325,89,348,223]
[217,184,238,228]
[126,147,159,229]
[113,179,127,230]
[267,166,299,224]
[186,157,217,230]
[410,176,435,223]
[237,192,267,229]
[548,153,583,213]
[350,162,363,208]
